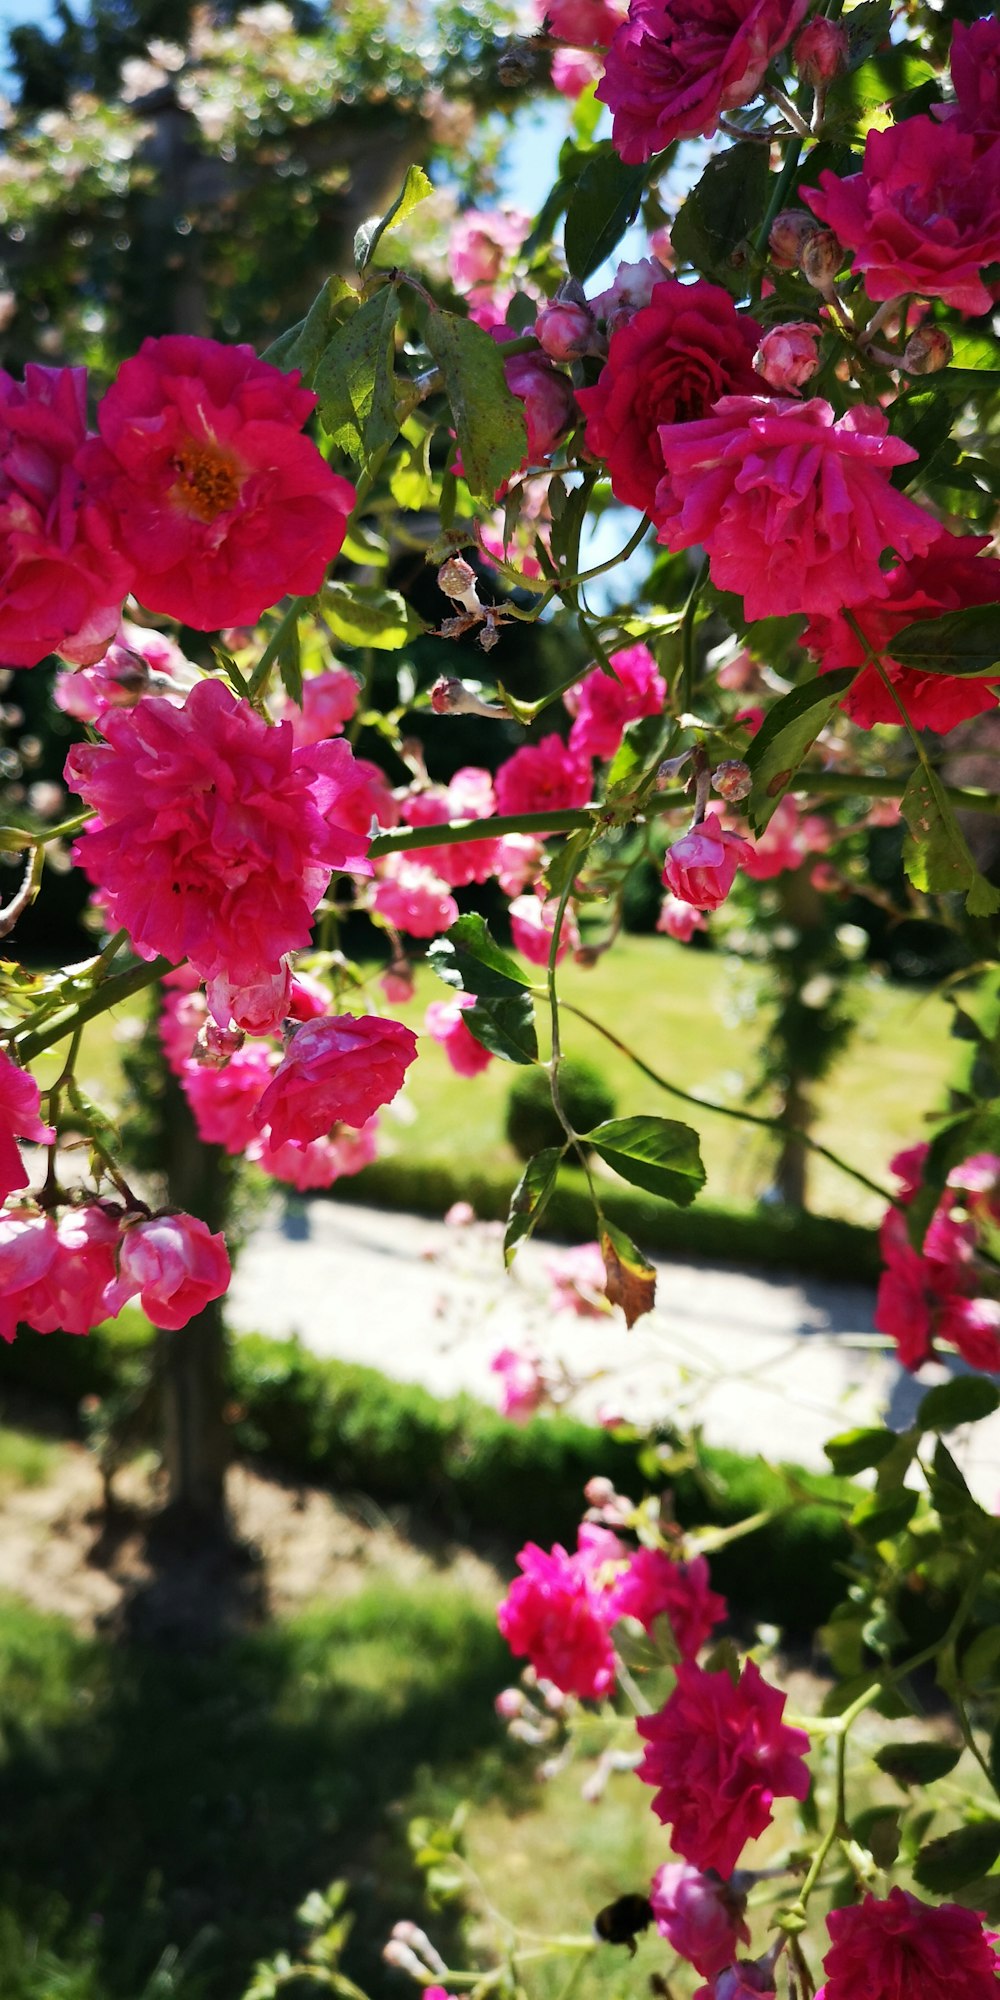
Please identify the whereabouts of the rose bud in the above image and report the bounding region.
[902,326,953,375]
[753,321,822,392]
[711,758,753,803]
[767,209,818,270]
[793,16,849,87]
[801,227,844,291]
[535,298,602,363]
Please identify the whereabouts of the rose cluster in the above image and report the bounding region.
[875,1142,1000,1373]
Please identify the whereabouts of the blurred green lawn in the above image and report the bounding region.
[63,937,954,1225]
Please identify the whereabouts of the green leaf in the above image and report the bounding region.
[600,1221,656,1328]
[842,0,893,69]
[428,914,534,998]
[357,163,433,269]
[850,1488,919,1543]
[745,669,856,832]
[323,582,422,651]
[890,605,1000,677]
[918,1376,1000,1432]
[606,711,676,802]
[963,1626,1000,1691]
[672,144,771,292]
[874,1741,962,1788]
[564,142,650,281]
[824,1426,900,1476]
[584,1115,705,1206]
[890,387,958,489]
[264,276,355,381]
[424,310,526,500]
[313,285,400,466]
[914,1823,1000,1896]
[901,765,1000,916]
[504,1147,562,1267]
[949,331,1000,371]
[465,991,538,1066]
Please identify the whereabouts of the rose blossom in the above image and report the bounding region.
[535,299,601,364]
[497,1533,618,1699]
[14,1204,120,1336]
[509,894,580,966]
[597,0,810,162]
[401,774,500,887]
[54,618,199,722]
[545,1241,608,1315]
[752,322,821,393]
[425,995,493,1078]
[253,1014,418,1148]
[495,833,545,897]
[657,894,707,943]
[591,255,670,331]
[490,1346,547,1422]
[608,1549,727,1657]
[449,208,528,293]
[282,667,359,746]
[635,1658,810,1876]
[206,964,292,1039]
[251,1117,379,1192]
[653,397,938,621]
[564,643,666,761]
[663,815,754,911]
[66,678,371,1030]
[80,334,356,628]
[696,1957,778,2000]
[181,1046,275,1154]
[373,860,459,939]
[577,280,762,516]
[649,1863,751,1979]
[949,16,1000,141]
[0,1048,54,1202]
[0,363,132,668]
[802,117,1000,316]
[0,1211,58,1343]
[494,735,592,816]
[937,1296,1000,1375]
[552,47,604,95]
[540,0,628,47]
[804,530,1000,734]
[104,1212,231,1330]
[818,1889,1000,2000]
[501,345,577,466]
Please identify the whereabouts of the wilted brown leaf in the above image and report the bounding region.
[601,1222,656,1328]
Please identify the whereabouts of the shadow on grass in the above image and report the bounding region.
[0,1582,519,2000]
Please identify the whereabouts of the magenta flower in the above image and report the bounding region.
[283,667,359,747]
[373,860,460,939]
[541,0,627,49]
[663,816,754,912]
[752,322,821,393]
[182,1047,275,1155]
[250,1118,379,1192]
[654,396,938,622]
[81,334,355,628]
[949,16,1000,142]
[494,734,592,817]
[649,1863,750,1979]
[424,996,494,1078]
[819,1890,1000,2000]
[636,1659,810,1876]
[565,643,666,762]
[497,1536,618,1699]
[490,1346,547,1422]
[657,895,707,944]
[608,1549,727,1657]
[104,1212,231,1330]
[16,1205,120,1337]
[597,0,810,162]
[509,894,580,966]
[253,1015,418,1148]
[0,1211,58,1343]
[0,1048,54,1203]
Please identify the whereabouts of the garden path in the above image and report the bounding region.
[228,1198,1000,1506]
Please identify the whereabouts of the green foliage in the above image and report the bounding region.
[583,1113,705,1206]
[423,310,527,500]
[746,670,856,834]
[563,144,650,281]
[504,1146,562,1265]
[505,1060,616,1161]
[671,143,770,292]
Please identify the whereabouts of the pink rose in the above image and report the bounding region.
[804,530,1000,734]
[251,1118,378,1191]
[81,334,355,628]
[535,299,601,364]
[752,321,821,392]
[819,1890,1000,2000]
[738,796,813,882]
[565,642,666,761]
[653,396,938,621]
[494,735,592,816]
[539,0,628,48]
[649,1863,750,1979]
[449,209,529,292]
[597,0,810,162]
[663,816,754,911]
[949,16,1000,142]
[373,860,460,939]
[591,256,670,332]
[657,894,707,943]
[545,1241,608,1315]
[802,117,1000,316]
[509,894,580,966]
[401,778,500,888]
[635,1658,810,1876]
[497,1534,618,1699]
[608,1549,727,1657]
[937,1296,1000,1375]
[490,1346,547,1422]
[206,965,292,1039]
[0,1047,54,1203]
[424,995,494,1078]
[181,1046,274,1154]
[282,667,359,746]
[0,1212,58,1342]
[104,1212,231,1330]
[15,1204,120,1337]
[253,1014,418,1148]
[551,46,605,95]
[495,833,545,897]
[577,279,761,516]
[501,346,578,465]
[0,363,132,668]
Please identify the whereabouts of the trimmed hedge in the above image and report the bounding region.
[328,1156,881,1282]
[1,1313,856,1634]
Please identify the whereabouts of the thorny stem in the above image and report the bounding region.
[14,955,173,1062]
[546,829,603,1213]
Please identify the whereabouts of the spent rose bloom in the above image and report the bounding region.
[635,1658,810,1876]
[663,815,754,911]
[66,679,371,1029]
[577,279,762,516]
[805,530,1000,733]
[495,735,592,816]
[608,1549,727,1657]
[509,894,580,966]
[0,363,132,668]
[565,642,666,761]
[653,397,938,621]
[373,860,459,939]
[104,1212,232,1330]
[802,117,1000,316]
[0,1048,54,1202]
[253,1014,418,1148]
[80,334,355,628]
[497,1534,618,1699]
[649,1863,751,1979]
[424,995,494,1078]
[597,0,810,162]
[818,1890,1000,2000]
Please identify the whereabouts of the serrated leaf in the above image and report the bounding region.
[949,331,1000,371]
[324,583,422,651]
[918,1376,1000,1432]
[265,276,355,381]
[564,142,650,281]
[600,1221,656,1328]
[891,604,1000,676]
[746,669,855,832]
[824,1426,900,1476]
[874,1741,962,1787]
[428,914,534,999]
[359,163,433,269]
[424,310,526,500]
[672,144,771,292]
[313,285,400,466]
[901,765,1000,916]
[504,1147,562,1266]
[584,1115,705,1206]
[914,1822,1000,1895]
[465,991,538,1065]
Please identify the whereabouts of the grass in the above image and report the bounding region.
[0,1426,61,1493]
[62,939,954,1227]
